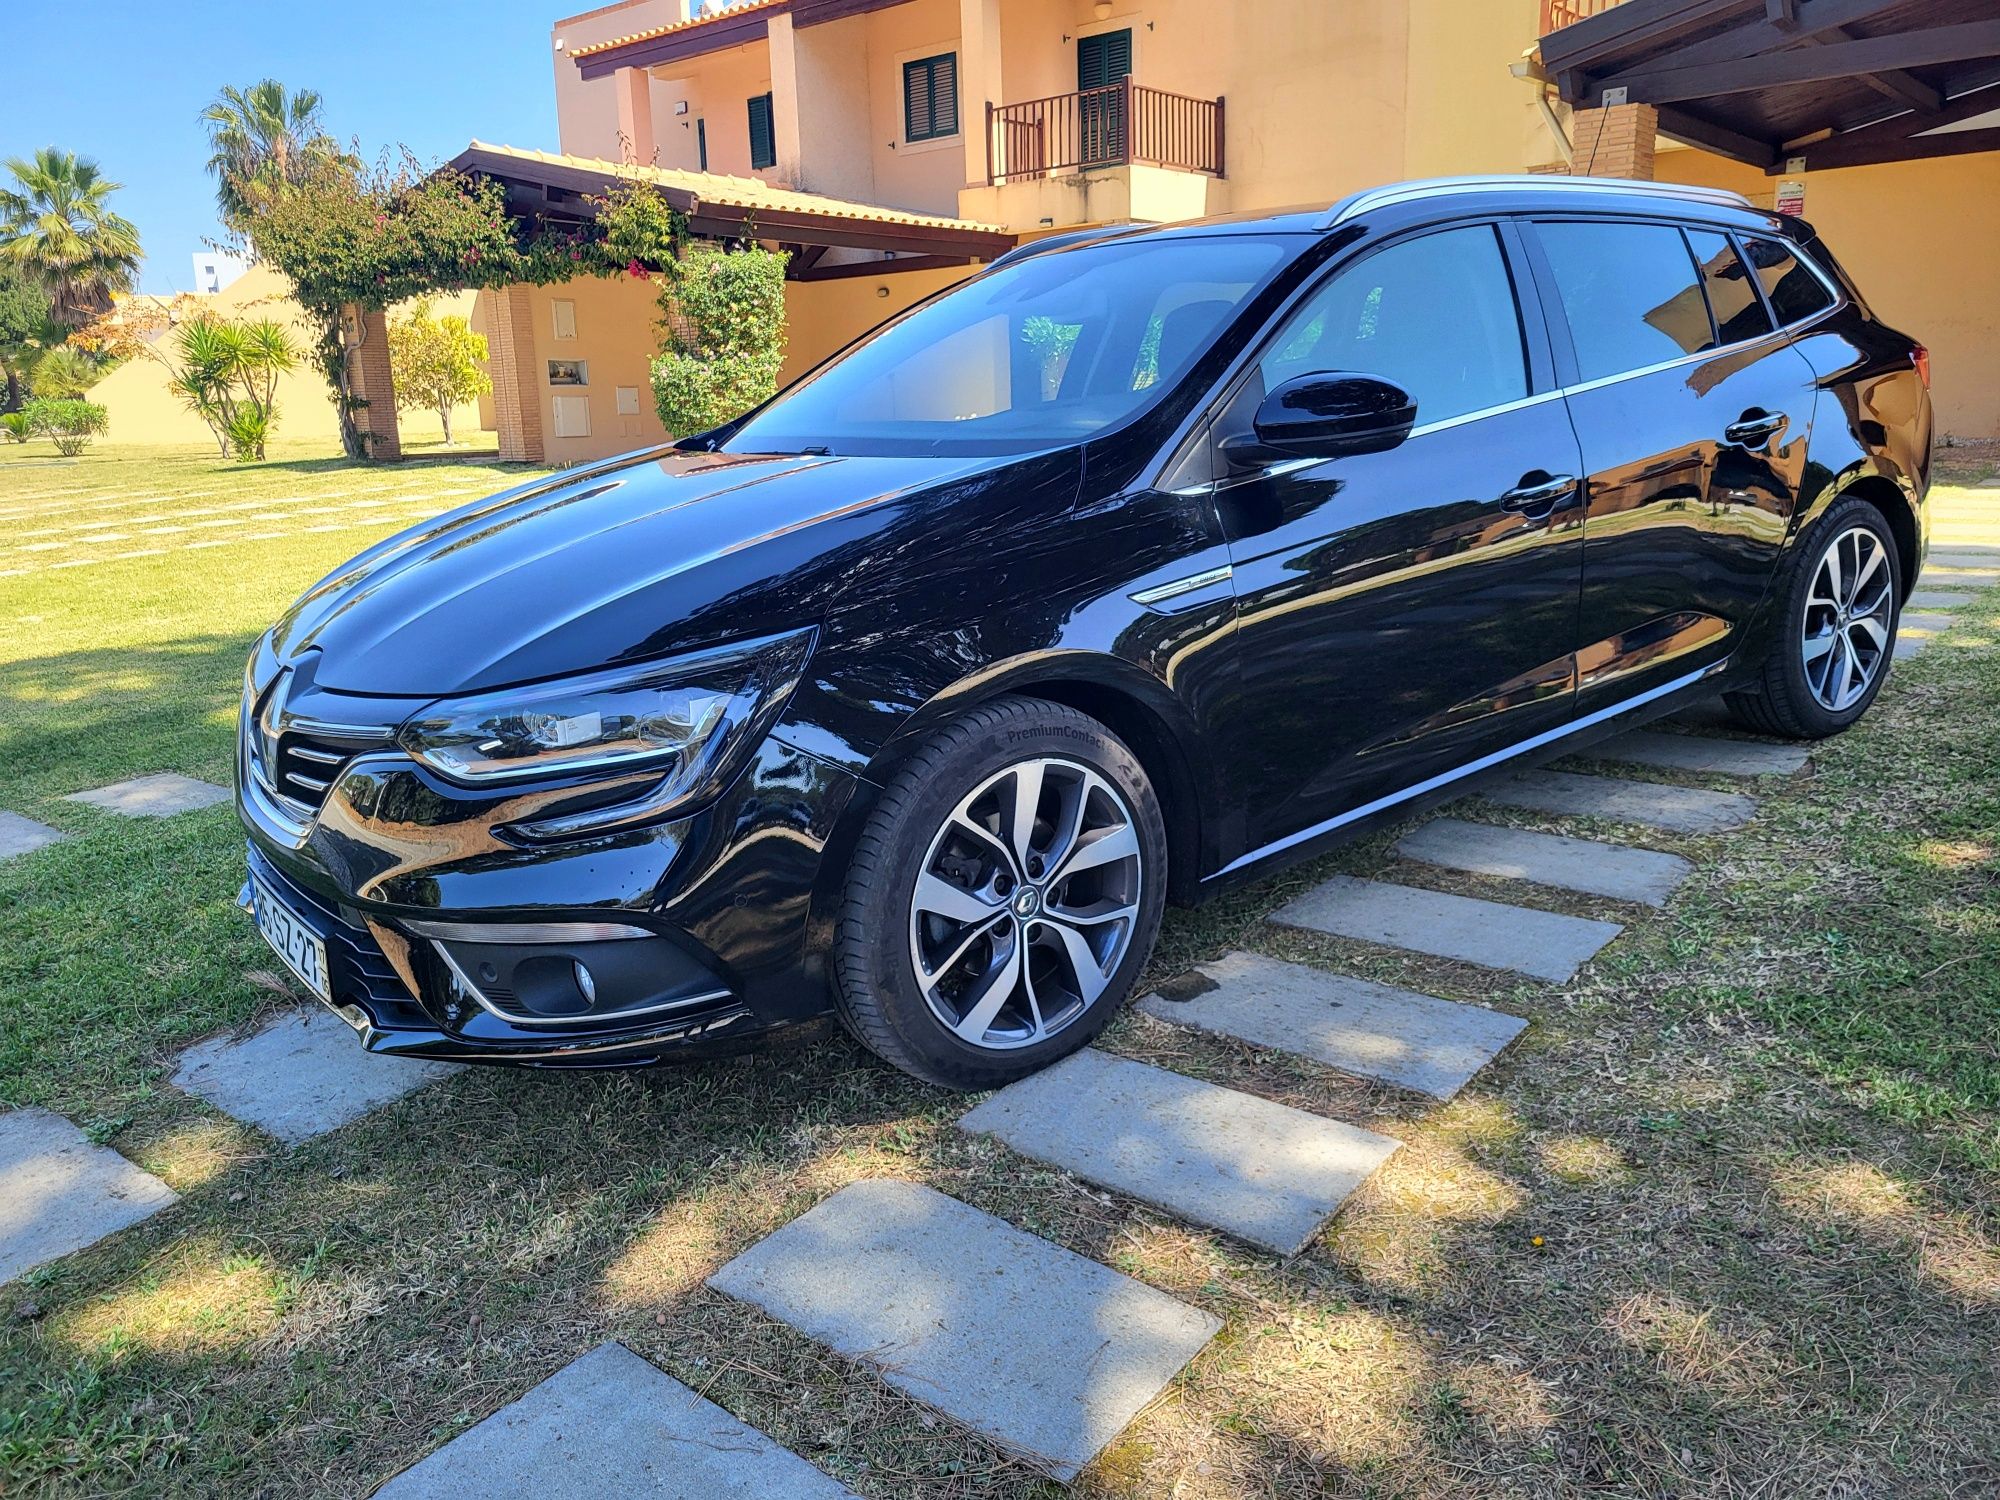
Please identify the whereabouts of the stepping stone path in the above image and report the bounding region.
[1394,816,1691,907]
[1,1108,177,1286]
[708,1179,1218,1481]
[1483,768,1757,834]
[173,1008,460,1145]
[1592,729,1808,778]
[0,811,63,861]
[1906,590,1975,611]
[960,1047,1399,1255]
[64,772,230,817]
[1902,611,1956,633]
[1137,951,1525,1099]
[377,1341,856,1499]
[1271,874,1622,983]
[1924,567,1999,587]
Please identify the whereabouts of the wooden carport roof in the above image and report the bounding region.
[447,142,1015,280]
[1540,0,2000,172]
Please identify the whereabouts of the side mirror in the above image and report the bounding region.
[1245,371,1417,461]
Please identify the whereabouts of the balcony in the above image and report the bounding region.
[964,80,1227,233]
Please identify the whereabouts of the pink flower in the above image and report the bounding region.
[627,259,647,279]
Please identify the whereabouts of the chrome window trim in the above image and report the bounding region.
[1206,661,1726,883]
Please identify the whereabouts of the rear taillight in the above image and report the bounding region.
[1913,345,1931,389]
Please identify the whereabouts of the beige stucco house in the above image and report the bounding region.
[344,0,2000,463]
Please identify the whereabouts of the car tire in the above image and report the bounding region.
[1725,495,1902,740]
[830,695,1169,1090]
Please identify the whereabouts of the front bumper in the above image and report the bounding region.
[236,726,864,1069]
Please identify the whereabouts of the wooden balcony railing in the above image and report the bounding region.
[1542,0,1629,31]
[986,80,1225,186]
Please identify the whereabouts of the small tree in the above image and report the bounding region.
[388,298,490,445]
[650,243,788,437]
[26,397,108,455]
[162,315,296,460]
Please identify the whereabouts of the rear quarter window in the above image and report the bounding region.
[1743,238,1838,325]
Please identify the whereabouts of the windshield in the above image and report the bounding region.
[724,235,1295,458]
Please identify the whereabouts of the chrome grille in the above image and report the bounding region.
[242,666,393,818]
[273,729,380,809]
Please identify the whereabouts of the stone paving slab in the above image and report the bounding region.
[377,1341,857,1499]
[1394,816,1692,906]
[0,811,64,861]
[1895,636,1930,661]
[1270,875,1622,983]
[64,772,230,817]
[1924,550,2000,570]
[960,1047,1399,1255]
[1901,611,1955,633]
[1905,590,1975,611]
[1137,950,1525,1099]
[1,1108,178,1286]
[172,1008,460,1145]
[1921,567,1998,588]
[709,1179,1219,1480]
[1483,769,1757,834]
[1591,729,1809,778]
[1664,697,1739,733]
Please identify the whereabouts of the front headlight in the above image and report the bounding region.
[396,628,815,833]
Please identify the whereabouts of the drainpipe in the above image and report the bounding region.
[1512,51,1572,166]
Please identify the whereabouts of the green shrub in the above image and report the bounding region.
[0,411,31,444]
[224,405,274,463]
[27,398,109,456]
[649,243,788,437]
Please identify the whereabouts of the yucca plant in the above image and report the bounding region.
[164,314,295,459]
[0,410,32,443]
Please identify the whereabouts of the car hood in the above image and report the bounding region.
[273,447,1001,696]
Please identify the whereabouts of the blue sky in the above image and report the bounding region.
[1,1,563,292]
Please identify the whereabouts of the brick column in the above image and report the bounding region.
[1568,103,1659,180]
[615,65,657,165]
[346,305,402,462]
[486,284,544,466]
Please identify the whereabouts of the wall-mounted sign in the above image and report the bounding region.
[1775,178,1807,216]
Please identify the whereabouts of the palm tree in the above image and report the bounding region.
[201,80,353,239]
[0,149,142,329]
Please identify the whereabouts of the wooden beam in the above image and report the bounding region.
[1802,29,1944,113]
[1583,0,1907,99]
[1787,122,2000,171]
[1542,0,1745,74]
[1654,103,1783,167]
[1592,20,2000,106]
[1766,0,1799,27]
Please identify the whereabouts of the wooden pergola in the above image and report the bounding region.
[1541,0,2000,173]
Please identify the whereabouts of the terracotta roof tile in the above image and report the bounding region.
[464,141,1006,236]
[569,0,787,60]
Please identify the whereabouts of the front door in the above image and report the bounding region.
[1527,218,1817,710]
[1078,29,1131,167]
[1207,221,1586,859]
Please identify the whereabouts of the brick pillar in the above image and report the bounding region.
[346,305,402,462]
[1569,102,1659,180]
[486,284,544,466]
[615,65,657,165]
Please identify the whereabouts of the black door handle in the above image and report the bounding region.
[1724,411,1788,448]
[1500,473,1578,517]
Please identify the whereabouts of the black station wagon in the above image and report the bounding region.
[238,175,1932,1088]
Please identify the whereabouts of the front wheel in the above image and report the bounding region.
[1726,496,1901,739]
[831,696,1168,1089]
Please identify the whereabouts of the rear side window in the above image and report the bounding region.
[1255,224,1528,425]
[1743,238,1837,325]
[1686,230,1774,347]
[1536,220,1711,382]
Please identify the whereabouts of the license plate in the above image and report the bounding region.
[251,874,332,1003]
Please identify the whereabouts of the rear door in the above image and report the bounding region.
[1526,217,1818,711]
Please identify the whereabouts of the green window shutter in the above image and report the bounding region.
[748,92,776,170]
[1077,29,1132,90]
[903,53,958,142]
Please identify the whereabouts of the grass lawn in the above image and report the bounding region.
[2,440,1997,1497]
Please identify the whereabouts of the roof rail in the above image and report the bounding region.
[1315,174,1754,230]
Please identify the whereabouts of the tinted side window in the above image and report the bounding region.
[1537,220,1711,382]
[1687,230,1774,347]
[1255,224,1528,425]
[1743,238,1837,325]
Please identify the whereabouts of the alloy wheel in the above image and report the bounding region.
[1801,525,1894,712]
[907,756,1144,1050]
